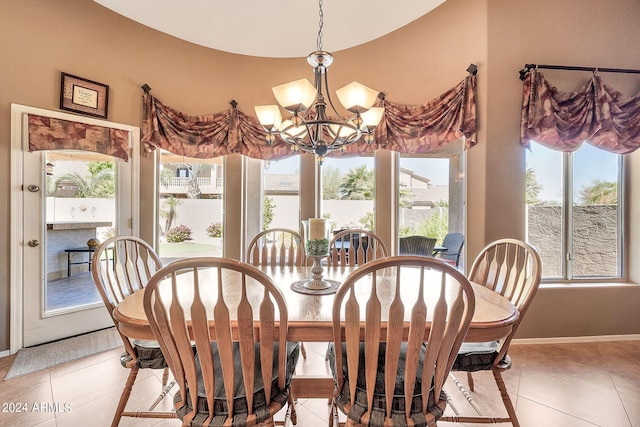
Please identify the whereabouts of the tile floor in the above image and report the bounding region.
[1,339,638,426]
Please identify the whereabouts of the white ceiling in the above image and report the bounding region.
[93,0,445,58]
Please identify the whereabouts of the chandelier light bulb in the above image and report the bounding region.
[272,79,317,114]
[254,105,282,133]
[335,81,379,114]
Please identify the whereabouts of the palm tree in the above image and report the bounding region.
[160,196,181,235]
[339,165,374,200]
[525,167,542,205]
[55,162,115,198]
[322,165,342,200]
[579,180,617,205]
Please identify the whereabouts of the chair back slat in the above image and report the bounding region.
[190,268,216,425]
[403,266,427,419]
[384,265,405,417]
[259,287,275,403]
[469,239,542,364]
[364,270,382,413]
[331,256,475,425]
[328,229,388,267]
[247,228,306,268]
[143,257,293,425]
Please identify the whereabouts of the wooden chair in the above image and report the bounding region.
[143,257,300,427]
[247,228,308,359]
[91,236,177,426]
[328,256,475,427]
[441,238,542,427]
[435,233,465,267]
[247,228,306,268]
[327,229,388,267]
[399,236,437,257]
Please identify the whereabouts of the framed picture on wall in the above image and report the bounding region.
[59,72,109,119]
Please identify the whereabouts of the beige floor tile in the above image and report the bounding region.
[515,396,598,427]
[619,391,640,427]
[518,370,631,426]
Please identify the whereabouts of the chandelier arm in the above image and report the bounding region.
[321,68,347,120]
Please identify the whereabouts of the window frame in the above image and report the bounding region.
[529,147,626,283]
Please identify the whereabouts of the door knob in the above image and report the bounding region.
[27,185,40,192]
[27,240,40,247]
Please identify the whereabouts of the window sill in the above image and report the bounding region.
[541,281,639,289]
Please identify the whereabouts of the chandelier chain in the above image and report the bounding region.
[317,0,324,51]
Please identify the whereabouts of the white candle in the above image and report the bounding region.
[309,218,326,240]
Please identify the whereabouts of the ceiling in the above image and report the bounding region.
[93,0,445,58]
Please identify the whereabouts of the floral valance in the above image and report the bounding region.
[520,70,640,154]
[142,74,477,160]
[28,114,130,161]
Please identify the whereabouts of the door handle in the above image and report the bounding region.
[27,239,40,247]
[27,185,40,192]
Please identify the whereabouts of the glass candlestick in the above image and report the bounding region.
[301,218,332,290]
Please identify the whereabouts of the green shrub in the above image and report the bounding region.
[166,224,192,243]
[206,222,223,238]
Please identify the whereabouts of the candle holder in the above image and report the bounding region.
[295,218,339,291]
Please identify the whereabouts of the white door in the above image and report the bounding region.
[10,104,140,349]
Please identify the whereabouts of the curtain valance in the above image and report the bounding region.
[28,114,130,161]
[520,70,640,153]
[142,75,477,160]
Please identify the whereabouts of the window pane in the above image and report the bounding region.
[263,156,300,230]
[571,145,620,278]
[45,152,116,313]
[526,144,563,279]
[398,146,465,266]
[321,156,374,230]
[158,151,223,262]
[398,156,449,241]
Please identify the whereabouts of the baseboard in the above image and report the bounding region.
[512,334,640,345]
[0,350,11,358]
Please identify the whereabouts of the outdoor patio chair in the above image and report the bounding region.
[441,238,541,427]
[399,235,437,257]
[328,256,475,426]
[91,235,177,426]
[327,229,388,267]
[143,257,300,427]
[435,232,465,267]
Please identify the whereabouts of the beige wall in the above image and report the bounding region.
[1,0,639,351]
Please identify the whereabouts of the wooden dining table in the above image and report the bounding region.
[113,265,518,398]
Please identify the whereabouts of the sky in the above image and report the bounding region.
[527,143,619,202]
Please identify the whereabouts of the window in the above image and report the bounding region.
[157,150,224,262]
[321,156,375,231]
[398,142,466,265]
[262,156,301,230]
[526,144,623,280]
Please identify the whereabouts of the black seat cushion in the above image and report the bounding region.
[327,342,446,427]
[174,341,300,426]
[452,341,499,372]
[120,341,167,369]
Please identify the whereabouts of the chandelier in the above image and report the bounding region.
[255,0,384,164]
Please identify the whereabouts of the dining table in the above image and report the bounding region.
[113,264,518,399]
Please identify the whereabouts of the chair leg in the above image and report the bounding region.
[300,342,307,359]
[112,366,139,427]
[450,372,484,416]
[148,379,176,411]
[467,371,475,391]
[494,370,520,427]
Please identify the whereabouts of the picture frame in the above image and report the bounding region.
[59,72,109,119]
